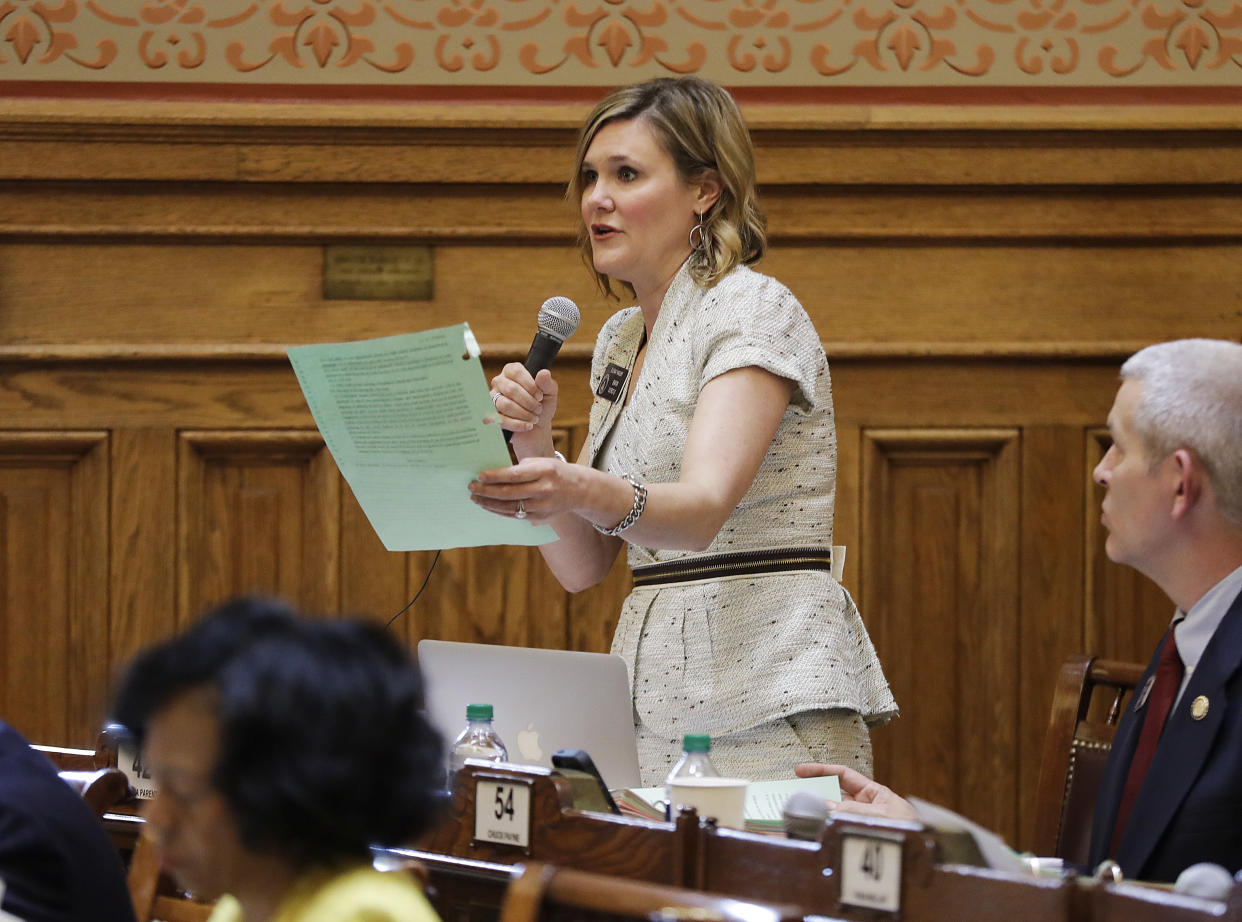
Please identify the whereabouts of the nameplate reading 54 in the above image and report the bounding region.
[473,779,532,849]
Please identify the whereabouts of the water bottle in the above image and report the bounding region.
[664,733,718,818]
[448,703,508,782]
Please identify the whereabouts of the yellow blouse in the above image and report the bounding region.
[207,864,439,922]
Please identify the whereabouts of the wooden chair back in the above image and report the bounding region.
[499,861,803,922]
[58,766,130,817]
[1033,653,1146,865]
[127,834,216,922]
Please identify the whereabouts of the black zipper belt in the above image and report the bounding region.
[631,547,833,588]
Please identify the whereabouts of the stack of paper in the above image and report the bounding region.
[615,776,843,834]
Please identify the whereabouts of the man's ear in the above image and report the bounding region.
[1169,448,1203,519]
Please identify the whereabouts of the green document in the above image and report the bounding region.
[288,324,556,551]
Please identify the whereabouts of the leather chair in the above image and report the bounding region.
[1033,653,1145,866]
[499,861,803,922]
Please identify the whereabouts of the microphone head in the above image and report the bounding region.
[538,296,581,343]
[782,790,829,841]
[1174,863,1235,900]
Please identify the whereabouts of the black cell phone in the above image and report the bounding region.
[551,748,620,814]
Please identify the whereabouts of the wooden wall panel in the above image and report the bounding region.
[0,103,1239,851]
[764,243,1242,347]
[0,432,108,745]
[110,429,177,679]
[862,429,1021,842]
[1016,426,1087,847]
[177,431,339,621]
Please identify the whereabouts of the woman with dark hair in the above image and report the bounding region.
[469,77,895,785]
[111,597,443,922]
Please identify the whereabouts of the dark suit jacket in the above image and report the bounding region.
[1087,585,1242,882]
[0,721,136,922]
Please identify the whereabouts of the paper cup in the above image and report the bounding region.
[669,777,748,829]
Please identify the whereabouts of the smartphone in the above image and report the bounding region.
[551,748,621,814]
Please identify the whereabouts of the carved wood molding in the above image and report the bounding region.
[0,342,1182,364]
[177,429,326,456]
[3,100,1242,185]
[4,99,1242,132]
[5,182,1242,242]
[0,430,108,456]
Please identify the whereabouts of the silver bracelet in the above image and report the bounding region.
[594,473,647,537]
[553,450,567,463]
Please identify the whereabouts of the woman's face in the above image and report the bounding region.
[141,687,249,901]
[580,118,712,302]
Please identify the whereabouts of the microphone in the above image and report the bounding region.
[1173,863,1235,900]
[524,296,580,375]
[505,296,580,442]
[782,790,829,841]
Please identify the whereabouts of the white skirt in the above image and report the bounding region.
[634,707,873,788]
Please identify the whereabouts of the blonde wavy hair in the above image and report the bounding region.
[568,77,767,300]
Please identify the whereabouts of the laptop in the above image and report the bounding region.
[417,639,642,790]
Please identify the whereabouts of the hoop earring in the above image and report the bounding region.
[688,212,706,251]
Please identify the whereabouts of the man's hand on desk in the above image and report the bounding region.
[795,763,919,822]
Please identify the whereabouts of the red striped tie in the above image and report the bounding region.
[1110,631,1183,856]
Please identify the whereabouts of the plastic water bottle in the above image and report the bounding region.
[449,703,508,782]
[664,733,718,818]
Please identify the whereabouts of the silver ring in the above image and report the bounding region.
[515,500,527,520]
[491,392,501,409]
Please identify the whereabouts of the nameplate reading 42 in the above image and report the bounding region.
[839,830,903,913]
[473,778,532,849]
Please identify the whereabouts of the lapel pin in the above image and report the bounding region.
[1191,695,1210,720]
[1134,675,1155,711]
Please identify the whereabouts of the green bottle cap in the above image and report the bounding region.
[466,703,494,720]
[682,734,711,752]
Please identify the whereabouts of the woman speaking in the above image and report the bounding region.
[470,77,895,786]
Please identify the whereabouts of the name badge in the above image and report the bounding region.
[596,363,629,402]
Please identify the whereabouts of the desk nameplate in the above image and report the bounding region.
[839,826,905,914]
[472,771,533,853]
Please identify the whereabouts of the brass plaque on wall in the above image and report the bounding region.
[323,245,433,301]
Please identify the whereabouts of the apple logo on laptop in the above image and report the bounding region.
[516,722,543,762]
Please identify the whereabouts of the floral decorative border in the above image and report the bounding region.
[0,0,1240,87]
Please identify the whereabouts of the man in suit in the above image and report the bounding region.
[800,338,1242,883]
[0,720,137,922]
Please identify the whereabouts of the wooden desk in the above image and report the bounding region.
[401,762,1242,922]
[97,761,1242,922]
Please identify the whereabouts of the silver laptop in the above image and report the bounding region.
[417,639,641,790]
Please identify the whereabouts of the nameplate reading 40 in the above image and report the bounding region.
[473,778,532,850]
[839,830,903,913]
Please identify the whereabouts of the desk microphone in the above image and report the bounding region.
[505,296,580,443]
[1173,863,1235,900]
[782,790,829,841]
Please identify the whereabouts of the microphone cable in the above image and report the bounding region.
[386,549,441,628]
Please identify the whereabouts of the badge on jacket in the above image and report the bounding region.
[596,363,629,402]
